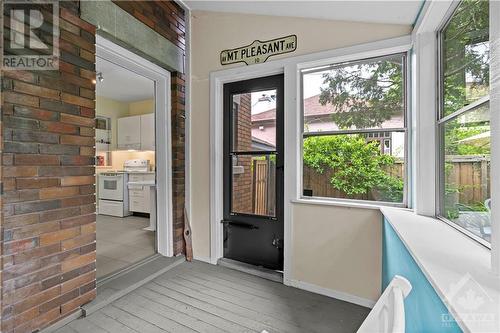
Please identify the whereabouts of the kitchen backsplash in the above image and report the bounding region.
[97,150,155,172]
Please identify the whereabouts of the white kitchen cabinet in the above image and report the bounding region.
[140,113,155,151]
[128,173,155,213]
[117,115,141,150]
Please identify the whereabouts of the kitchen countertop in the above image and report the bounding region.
[97,170,155,174]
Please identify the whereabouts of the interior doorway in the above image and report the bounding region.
[95,36,173,279]
[222,74,285,270]
[95,56,156,278]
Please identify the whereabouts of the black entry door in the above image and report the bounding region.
[223,74,284,270]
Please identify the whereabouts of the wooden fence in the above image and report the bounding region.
[252,159,276,216]
[250,156,491,209]
[303,156,490,205]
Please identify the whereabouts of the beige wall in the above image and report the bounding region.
[129,99,155,116]
[96,96,129,151]
[191,10,411,302]
[292,204,382,301]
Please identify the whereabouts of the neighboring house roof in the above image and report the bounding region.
[251,136,276,150]
[251,94,404,146]
[252,95,334,122]
[251,93,403,126]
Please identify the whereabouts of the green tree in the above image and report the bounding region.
[318,55,403,129]
[316,0,488,128]
[442,0,489,116]
[303,135,403,202]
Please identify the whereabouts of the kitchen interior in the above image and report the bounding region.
[95,57,157,279]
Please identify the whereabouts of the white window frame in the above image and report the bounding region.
[298,52,410,208]
[414,0,500,274]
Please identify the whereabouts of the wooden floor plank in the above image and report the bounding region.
[100,305,167,333]
[53,326,79,333]
[134,287,254,333]
[166,274,304,324]
[146,282,281,333]
[151,278,301,333]
[122,292,223,333]
[113,297,197,333]
[68,316,110,333]
[55,261,369,333]
[85,311,140,333]
[180,262,348,306]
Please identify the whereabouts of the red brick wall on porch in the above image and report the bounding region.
[1,2,97,331]
[0,1,187,332]
[112,0,187,255]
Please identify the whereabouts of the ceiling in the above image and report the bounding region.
[96,57,154,102]
[186,0,424,25]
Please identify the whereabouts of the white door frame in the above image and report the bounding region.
[96,35,174,257]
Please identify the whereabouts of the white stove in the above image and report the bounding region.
[98,172,131,217]
[98,159,151,217]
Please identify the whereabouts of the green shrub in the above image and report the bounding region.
[303,135,403,202]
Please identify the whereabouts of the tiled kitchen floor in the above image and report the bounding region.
[96,215,156,279]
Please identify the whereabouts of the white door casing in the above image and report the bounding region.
[96,35,174,257]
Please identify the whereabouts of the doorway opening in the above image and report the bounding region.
[95,57,156,279]
[95,36,173,280]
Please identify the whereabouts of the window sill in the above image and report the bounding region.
[292,197,407,211]
[381,207,500,333]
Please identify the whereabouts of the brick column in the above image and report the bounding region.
[1,4,97,331]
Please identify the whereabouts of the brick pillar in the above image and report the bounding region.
[1,4,97,331]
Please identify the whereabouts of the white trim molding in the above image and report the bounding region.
[96,35,174,257]
[288,279,375,309]
[412,31,437,216]
[490,0,500,275]
[209,35,412,284]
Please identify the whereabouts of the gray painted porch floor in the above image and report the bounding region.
[55,261,369,333]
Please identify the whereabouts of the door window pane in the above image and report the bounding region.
[232,154,276,216]
[232,90,277,152]
[442,102,491,242]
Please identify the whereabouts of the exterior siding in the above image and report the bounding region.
[0,1,186,331]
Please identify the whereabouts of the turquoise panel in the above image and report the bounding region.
[382,218,462,333]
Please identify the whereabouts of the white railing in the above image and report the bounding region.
[357,275,412,333]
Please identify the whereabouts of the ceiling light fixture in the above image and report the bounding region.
[97,72,104,83]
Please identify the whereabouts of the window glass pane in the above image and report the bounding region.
[442,0,489,117]
[441,102,490,242]
[232,154,276,217]
[302,54,405,133]
[232,90,276,152]
[302,133,404,203]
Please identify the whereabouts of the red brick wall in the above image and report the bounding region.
[0,1,187,331]
[232,94,254,214]
[1,2,97,331]
[112,0,187,255]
